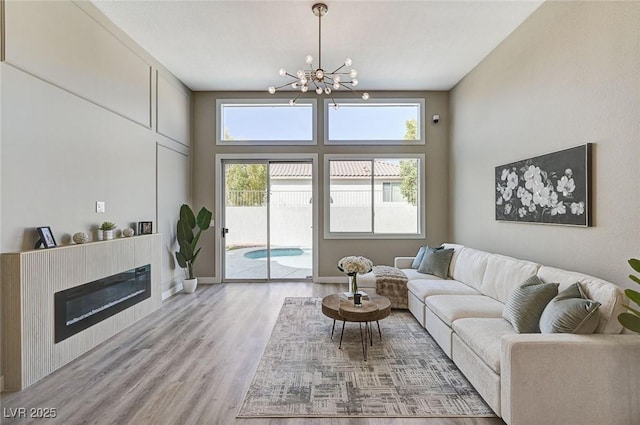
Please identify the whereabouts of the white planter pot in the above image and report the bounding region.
[183,277,198,293]
[103,230,114,240]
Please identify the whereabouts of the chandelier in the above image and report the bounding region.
[268,3,369,108]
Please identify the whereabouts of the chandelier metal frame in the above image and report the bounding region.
[268,3,369,107]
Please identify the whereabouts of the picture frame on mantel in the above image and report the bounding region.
[36,226,57,248]
[138,221,153,235]
[495,143,591,227]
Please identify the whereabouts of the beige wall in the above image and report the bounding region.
[0,1,192,296]
[450,1,640,288]
[193,91,450,279]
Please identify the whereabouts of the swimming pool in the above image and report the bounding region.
[243,247,305,259]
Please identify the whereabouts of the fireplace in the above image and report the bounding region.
[54,264,151,343]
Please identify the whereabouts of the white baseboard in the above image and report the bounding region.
[162,283,183,300]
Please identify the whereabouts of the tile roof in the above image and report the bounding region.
[269,161,401,178]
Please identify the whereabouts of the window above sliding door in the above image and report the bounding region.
[216,99,317,145]
[324,98,425,145]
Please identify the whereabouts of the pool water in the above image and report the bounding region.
[244,247,305,259]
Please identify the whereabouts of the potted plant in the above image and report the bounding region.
[99,221,117,240]
[175,204,212,293]
[618,258,640,333]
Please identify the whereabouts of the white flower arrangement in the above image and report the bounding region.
[337,256,373,276]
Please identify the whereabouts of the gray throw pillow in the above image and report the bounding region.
[502,275,559,333]
[539,282,601,334]
[411,246,427,269]
[417,248,454,278]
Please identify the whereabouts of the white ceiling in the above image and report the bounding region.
[91,0,544,92]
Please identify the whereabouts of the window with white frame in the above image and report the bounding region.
[325,155,424,238]
[216,99,316,145]
[325,99,424,145]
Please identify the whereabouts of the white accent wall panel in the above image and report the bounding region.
[157,71,191,145]
[157,145,191,295]
[1,64,156,251]
[4,1,151,127]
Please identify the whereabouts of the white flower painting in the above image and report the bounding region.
[495,144,590,226]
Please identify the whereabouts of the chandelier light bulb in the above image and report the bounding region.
[296,70,305,79]
[344,58,352,66]
[268,86,276,94]
[334,75,341,83]
[305,55,314,65]
[333,82,340,90]
[350,69,358,78]
[291,82,298,89]
[333,103,340,110]
[316,87,323,94]
[351,79,358,86]
[301,85,309,93]
[300,77,308,85]
[362,92,370,100]
[279,68,287,77]
[325,87,332,95]
[289,99,296,106]
[315,69,324,80]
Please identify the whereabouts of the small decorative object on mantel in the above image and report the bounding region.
[338,255,373,299]
[618,258,640,333]
[72,232,89,244]
[99,221,117,240]
[495,143,591,226]
[35,226,57,249]
[122,227,135,238]
[175,204,213,294]
[138,221,153,235]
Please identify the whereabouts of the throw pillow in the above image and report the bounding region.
[417,248,454,278]
[502,275,559,333]
[539,282,601,334]
[411,246,427,269]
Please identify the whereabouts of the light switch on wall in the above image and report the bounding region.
[96,201,105,213]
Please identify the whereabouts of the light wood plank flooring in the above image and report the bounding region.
[1,282,506,425]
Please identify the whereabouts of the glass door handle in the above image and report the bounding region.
[221,228,229,237]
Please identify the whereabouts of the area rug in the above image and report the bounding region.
[237,297,495,418]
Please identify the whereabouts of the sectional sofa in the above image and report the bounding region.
[359,243,639,425]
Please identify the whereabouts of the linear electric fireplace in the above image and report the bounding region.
[54,264,151,343]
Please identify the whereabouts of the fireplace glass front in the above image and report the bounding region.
[55,264,151,343]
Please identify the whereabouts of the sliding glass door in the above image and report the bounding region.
[221,160,313,281]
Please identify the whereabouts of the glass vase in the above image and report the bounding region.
[349,273,358,295]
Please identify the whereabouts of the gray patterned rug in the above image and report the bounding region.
[237,297,495,418]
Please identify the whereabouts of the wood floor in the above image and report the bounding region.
[1,282,506,425]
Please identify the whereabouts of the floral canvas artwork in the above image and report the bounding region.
[495,144,591,226]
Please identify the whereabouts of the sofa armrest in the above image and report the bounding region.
[501,334,640,425]
[394,257,414,269]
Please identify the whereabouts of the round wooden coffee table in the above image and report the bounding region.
[321,293,391,360]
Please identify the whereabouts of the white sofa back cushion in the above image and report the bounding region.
[481,255,541,304]
[441,243,464,277]
[451,248,491,291]
[537,266,626,334]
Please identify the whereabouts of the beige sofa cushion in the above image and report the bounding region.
[451,248,491,290]
[441,243,465,277]
[407,279,479,301]
[537,266,626,334]
[453,317,517,374]
[481,254,540,303]
[426,294,504,326]
[403,268,439,282]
